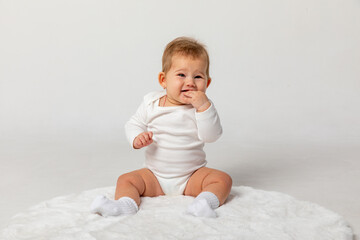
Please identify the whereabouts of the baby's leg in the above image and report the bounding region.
[115,168,165,205]
[91,168,164,216]
[184,167,232,217]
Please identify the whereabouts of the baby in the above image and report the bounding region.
[91,37,232,218]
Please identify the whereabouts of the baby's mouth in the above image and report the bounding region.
[181,90,189,93]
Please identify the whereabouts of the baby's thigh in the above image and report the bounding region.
[117,168,165,197]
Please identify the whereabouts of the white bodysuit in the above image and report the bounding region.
[125,91,222,196]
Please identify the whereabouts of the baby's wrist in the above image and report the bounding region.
[196,101,211,112]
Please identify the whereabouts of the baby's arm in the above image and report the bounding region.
[183,91,222,142]
[125,101,150,149]
[195,101,223,143]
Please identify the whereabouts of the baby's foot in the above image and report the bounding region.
[90,195,138,217]
[186,198,217,218]
[90,195,109,215]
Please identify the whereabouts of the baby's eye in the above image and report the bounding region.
[177,73,185,77]
[195,75,203,79]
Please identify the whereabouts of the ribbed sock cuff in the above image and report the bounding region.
[118,197,139,214]
[196,191,220,209]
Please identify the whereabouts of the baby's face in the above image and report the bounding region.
[159,54,210,106]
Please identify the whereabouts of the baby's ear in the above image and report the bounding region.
[206,77,212,88]
[158,72,166,89]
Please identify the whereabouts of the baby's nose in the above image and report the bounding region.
[185,77,196,86]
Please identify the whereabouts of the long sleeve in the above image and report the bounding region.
[195,102,223,143]
[125,101,148,148]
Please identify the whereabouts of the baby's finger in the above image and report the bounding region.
[134,138,142,149]
[140,138,146,147]
[143,133,150,142]
[146,132,153,141]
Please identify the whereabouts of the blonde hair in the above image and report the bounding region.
[162,37,210,78]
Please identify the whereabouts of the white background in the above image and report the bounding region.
[1,0,359,237]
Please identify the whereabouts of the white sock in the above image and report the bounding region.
[90,195,138,217]
[186,191,220,218]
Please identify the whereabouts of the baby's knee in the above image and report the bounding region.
[219,172,233,189]
[117,172,140,186]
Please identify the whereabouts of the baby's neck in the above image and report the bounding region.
[159,95,185,107]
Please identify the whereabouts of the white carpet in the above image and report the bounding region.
[0,186,353,240]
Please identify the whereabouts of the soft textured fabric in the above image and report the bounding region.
[0,186,353,240]
[125,91,222,195]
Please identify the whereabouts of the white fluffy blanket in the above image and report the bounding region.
[0,186,353,240]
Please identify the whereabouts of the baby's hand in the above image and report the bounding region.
[133,131,153,149]
[183,91,211,112]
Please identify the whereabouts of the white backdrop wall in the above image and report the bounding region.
[1,0,360,148]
